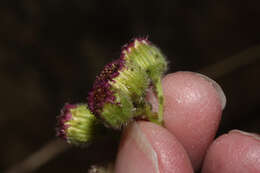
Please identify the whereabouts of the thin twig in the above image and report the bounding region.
[5,139,71,173]
[199,45,260,78]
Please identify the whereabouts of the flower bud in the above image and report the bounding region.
[121,38,167,82]
[87,58,149,129]
[56,103,102,146]
[121,38,168,124]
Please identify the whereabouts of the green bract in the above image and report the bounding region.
[100,90,134,129]
[111,63,149,100]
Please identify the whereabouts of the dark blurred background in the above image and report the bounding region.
[1,0,260,172]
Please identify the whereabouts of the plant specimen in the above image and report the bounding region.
[56,38,167,146]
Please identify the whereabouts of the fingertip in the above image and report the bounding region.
[162,71,224,169]
[202,130,260,173]
[115,122,193,173]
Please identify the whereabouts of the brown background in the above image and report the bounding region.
[1,0,260,172]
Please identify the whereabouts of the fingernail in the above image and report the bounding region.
[230,130,260,141]
[128,122,160,173]
[196,73,226,110]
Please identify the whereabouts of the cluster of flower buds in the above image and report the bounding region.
[56,38,167,145]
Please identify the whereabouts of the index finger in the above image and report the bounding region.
[160,71,226,169]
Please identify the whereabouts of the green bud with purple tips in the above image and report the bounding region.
[87,57,150,129]
[56,103,103,146]
[121,38,168,124]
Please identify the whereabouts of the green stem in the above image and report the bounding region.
[154,77,164,125]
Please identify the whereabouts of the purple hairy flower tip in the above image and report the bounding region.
[56,103,76,140]
[120,37,151,58]
[87,58,125,116]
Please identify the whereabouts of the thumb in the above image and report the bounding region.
[114,122,193,173]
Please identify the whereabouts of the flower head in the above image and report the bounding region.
[56,103,101,145]
[121,38,168,124]
[121,38,167,81]
[87,59,125,116]
[87,56,149,129]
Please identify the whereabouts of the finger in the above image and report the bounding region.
[115,121,193,173]
[159,71,226,169]
[202,130,260,173]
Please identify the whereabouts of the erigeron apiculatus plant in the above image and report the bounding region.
[56,38,167,146]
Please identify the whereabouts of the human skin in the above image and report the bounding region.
[114,71,260,173]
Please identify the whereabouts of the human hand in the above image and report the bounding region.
[114,71,260,173]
